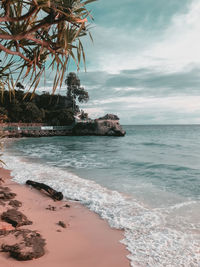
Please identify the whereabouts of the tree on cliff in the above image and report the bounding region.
[0,0,96,93]
[65,72,89,111]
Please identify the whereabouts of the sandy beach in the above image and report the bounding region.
[0,167,130,267]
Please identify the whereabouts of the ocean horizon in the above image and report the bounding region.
[3,125,200,266]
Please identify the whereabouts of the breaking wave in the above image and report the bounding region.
[3,151,200,267]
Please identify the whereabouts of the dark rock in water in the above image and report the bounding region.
[1,229,46,261]
[98,114,119,120]
[57,221,66,228]
[73,114,126,136]
[9,200,22,209]
[0,187,16,201]
[1,209,32,227]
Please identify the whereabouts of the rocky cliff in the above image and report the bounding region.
[72,114,126,136]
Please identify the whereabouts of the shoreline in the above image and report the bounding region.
[0,167,130,267]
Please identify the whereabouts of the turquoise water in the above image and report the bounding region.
[4,125,200,266]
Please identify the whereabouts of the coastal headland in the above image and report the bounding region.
[0,88,126,137]
[0,167,130,267]
[0,114,126,138]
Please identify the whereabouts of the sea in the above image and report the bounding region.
[2,125,200,267]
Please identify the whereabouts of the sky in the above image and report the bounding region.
[49,0,200,124]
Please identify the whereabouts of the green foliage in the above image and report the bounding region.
[22,102,44,123]
[46,108,74,125]
[65,72,89,105]
[0,89,77,125]
[0,0,96,93]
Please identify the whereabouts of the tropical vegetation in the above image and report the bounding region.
[0,72,89,125]
[0,0,96,93]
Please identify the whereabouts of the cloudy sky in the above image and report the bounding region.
[50,0,200,124]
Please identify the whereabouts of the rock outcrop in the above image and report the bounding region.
[1,229,46,261]
[98,114,119,121]
[0,179,46,262]
[72,114,126,136]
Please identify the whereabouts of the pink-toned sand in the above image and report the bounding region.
[0,168,130,267]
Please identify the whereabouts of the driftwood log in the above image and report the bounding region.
[26,180,63,201]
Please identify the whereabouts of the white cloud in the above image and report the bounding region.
[113,87,141,92]
[148,0,200,72]
[85,95,200,124]
[87,0,200,74]
[89,95,200,110]
[84,24,156,74]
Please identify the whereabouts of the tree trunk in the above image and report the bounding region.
[26,180,63,201]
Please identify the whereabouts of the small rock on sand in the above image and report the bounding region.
[9,200,22,209]
[1,209,32,227]
[57,221,66,228]
[46,205,56,211]
[63,204,70,208]
[0,187,16,201]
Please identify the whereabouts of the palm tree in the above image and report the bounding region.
[0,0,96,94]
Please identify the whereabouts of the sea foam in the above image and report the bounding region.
[3,152,200,267]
